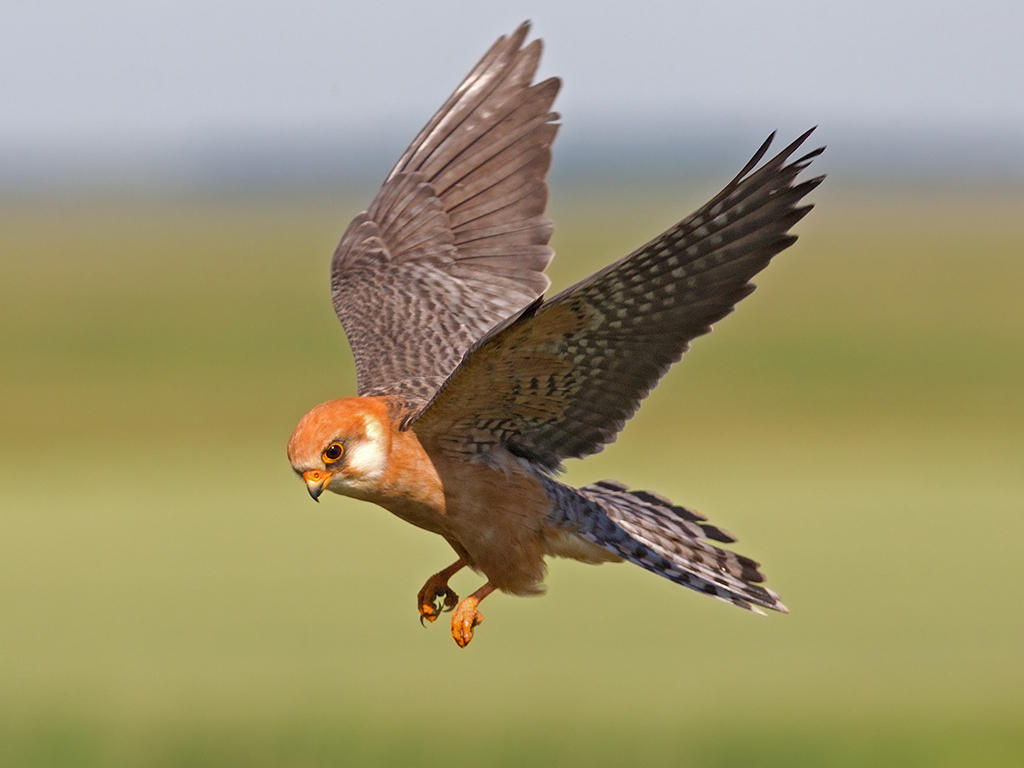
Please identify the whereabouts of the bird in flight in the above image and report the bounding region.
[288,22,823,648]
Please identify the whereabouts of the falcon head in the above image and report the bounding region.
[287,398,392,501]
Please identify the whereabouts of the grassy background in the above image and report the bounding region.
[2,182,1022,766]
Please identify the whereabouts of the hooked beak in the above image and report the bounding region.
[302,470,331,502]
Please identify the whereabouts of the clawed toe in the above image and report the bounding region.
[419,585,459,626]
[451,597,484,648]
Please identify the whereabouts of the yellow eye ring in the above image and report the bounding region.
[322,442,344,464]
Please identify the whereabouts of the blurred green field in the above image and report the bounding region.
[2,183,1023,767]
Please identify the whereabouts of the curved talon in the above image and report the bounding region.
[419,586,460,626]
[438,586,458,613]
[419,600,441,625]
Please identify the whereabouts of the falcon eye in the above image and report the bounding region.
[322,442,344,463]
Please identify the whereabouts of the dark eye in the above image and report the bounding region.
[322,442,344,463]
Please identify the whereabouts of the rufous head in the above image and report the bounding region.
[287,398,392,501]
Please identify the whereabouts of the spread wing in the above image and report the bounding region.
[406,130,825,471]
[330,22,560,407]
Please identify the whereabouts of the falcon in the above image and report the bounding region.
[287,22,823,647]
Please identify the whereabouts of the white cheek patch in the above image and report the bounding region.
[346,441,387,480]
[346,418,387,481]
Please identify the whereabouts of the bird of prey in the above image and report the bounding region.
[287,22,823,648]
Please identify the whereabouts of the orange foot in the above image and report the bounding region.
[417,560,465,625]
[450,583,496,648]
[451,597,484,648]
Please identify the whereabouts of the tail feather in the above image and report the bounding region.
[545,478,786,614]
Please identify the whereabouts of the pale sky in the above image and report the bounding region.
[3,0,1021,179]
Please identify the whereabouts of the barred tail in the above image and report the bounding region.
[544,478,787,614]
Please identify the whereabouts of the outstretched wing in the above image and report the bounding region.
[331,22,560,407]
[407,130,825,471]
